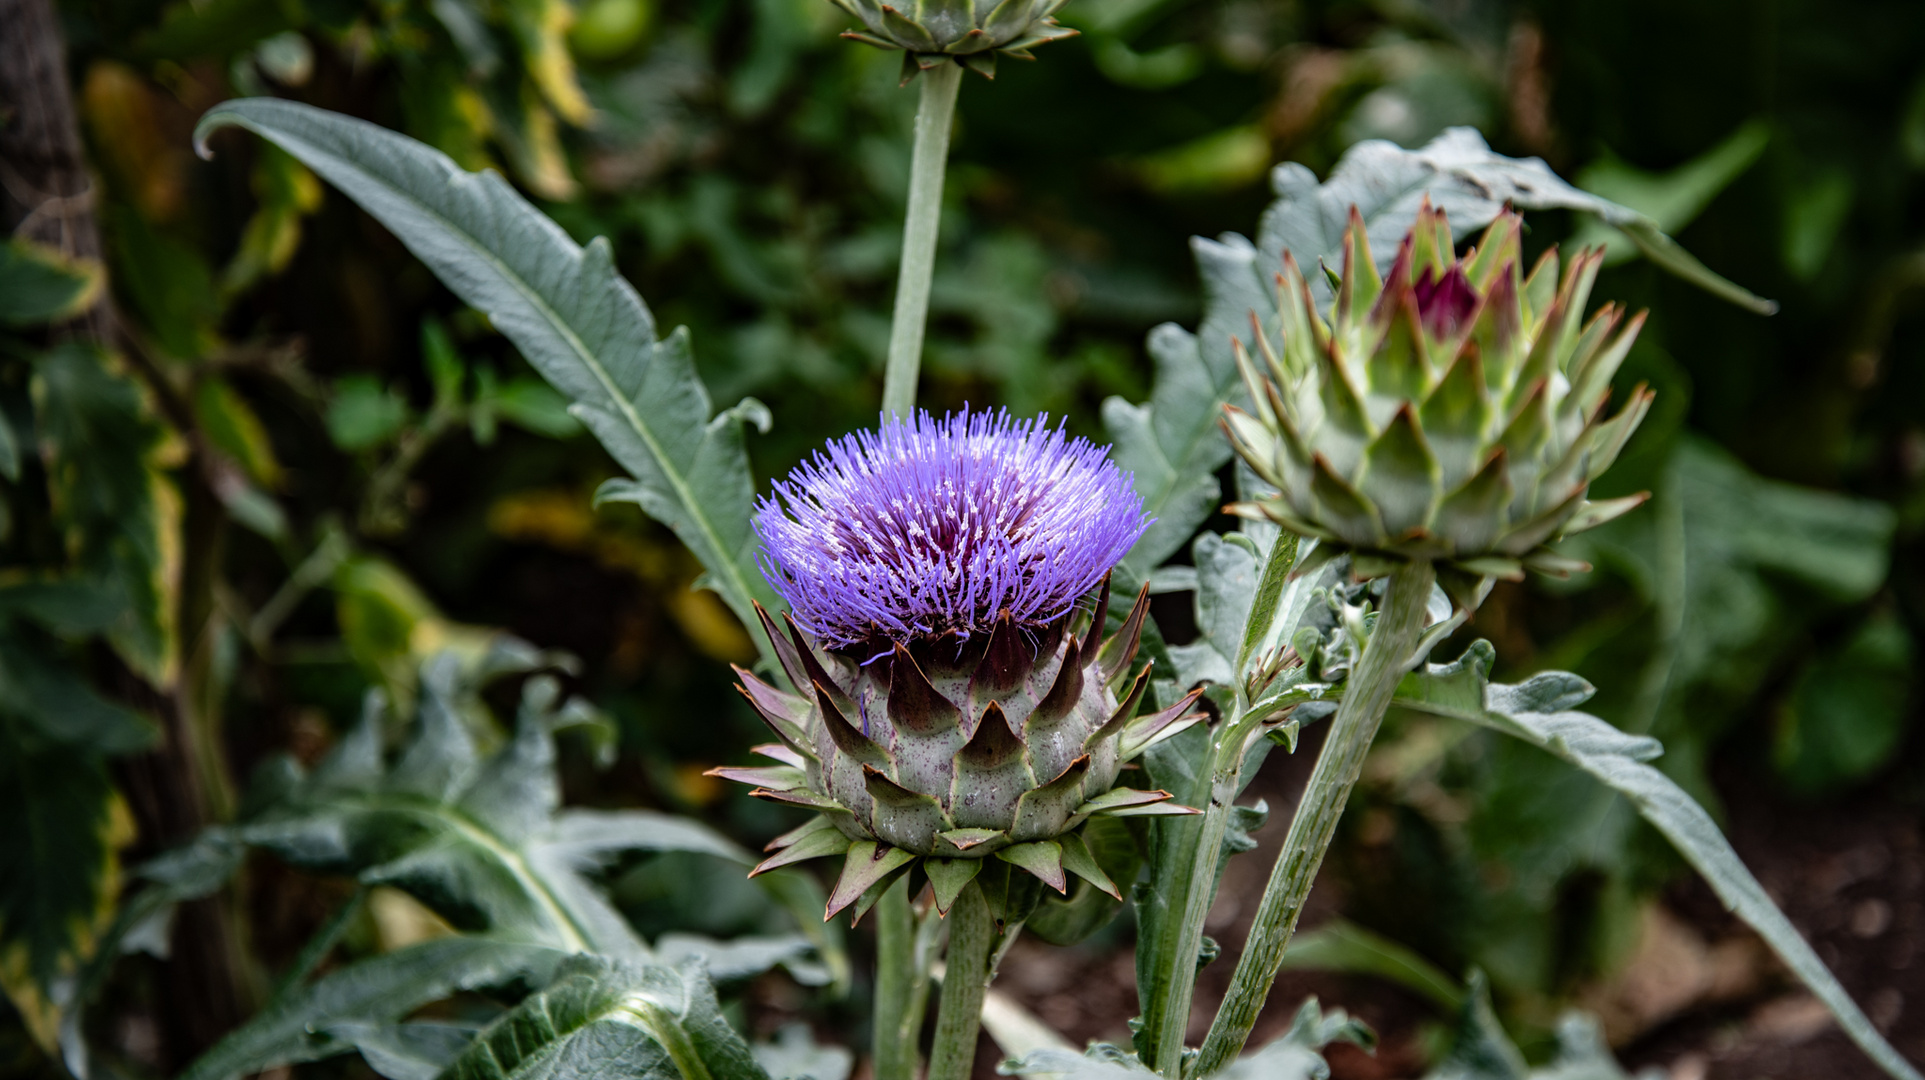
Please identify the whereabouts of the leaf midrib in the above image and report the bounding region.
[273,793,592,954]
[209,107,760,623]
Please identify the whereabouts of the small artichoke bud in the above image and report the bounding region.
[1222,200,1656,609]
[709,410,1205,921]
[827,0,1078,80]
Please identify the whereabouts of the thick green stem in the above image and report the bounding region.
[871,878,921,1080]
[927,881,994,1080]
[1194,559,1435,1075]
[1151,708,1261,1078]
[880,62,963,420]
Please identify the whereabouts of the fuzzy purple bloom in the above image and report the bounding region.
[755,408,1150,650]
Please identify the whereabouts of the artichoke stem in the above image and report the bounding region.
[1194,558,1437,1075]
[881,60,963,420]
[927,879,996,1080]
[871,878,922,1080]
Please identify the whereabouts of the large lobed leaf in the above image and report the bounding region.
[1394,642,1923,1080]
[179,939,569,1080]
[191,98,781,665]
[439,954,770,1080]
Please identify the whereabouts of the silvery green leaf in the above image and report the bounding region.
[999,1048,1158,1079]
[439,955,769,1080]
[1258,128,1775,314]
[753,1024,853,1080]
[326,1022,480,1080]
[654,933,817,984]
[192,99,781,669]
[1212,996,1373,1080]
[1395,642,1925,1080]
[178,939,569,1080]
[1108,238,1263,577]
[1421,972,1526,1080]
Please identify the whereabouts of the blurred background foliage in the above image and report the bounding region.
[5,0,1925,1073]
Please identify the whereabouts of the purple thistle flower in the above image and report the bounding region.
[755,408,1150,650]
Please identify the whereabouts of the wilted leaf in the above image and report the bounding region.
[1394,642,1924,1080]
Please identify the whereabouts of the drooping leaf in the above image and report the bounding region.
[192,99,781,670]
[324,1021,480,1080]
[0,238,105,326]
[1258,127,1776,314]
[177,938,570,1080]
[1569,119,1771,266]
[1393,642,1925,1080]
[438,954,770,1080]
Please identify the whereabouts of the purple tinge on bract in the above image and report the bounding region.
[755,408,1150,650]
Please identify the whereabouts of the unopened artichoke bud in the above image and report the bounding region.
[709,410,1206,922]
[827,0,1077,80]
[1222,200,1656,610]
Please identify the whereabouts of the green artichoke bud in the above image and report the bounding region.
[719,582,1204,921]
[828,0,1077,80]
[1223,200,1655,607]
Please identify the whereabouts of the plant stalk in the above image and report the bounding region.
[926,880,994,1080]
[1194,558,1435,1075]
[1150,705,1260,1078]
[871,878,921,1080]
[880,61,963,420]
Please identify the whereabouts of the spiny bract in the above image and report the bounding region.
[1222,200,1655,608]
[712,410,1205,921]
[828,0,1077,81]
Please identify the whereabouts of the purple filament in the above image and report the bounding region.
[755,408,1150,649]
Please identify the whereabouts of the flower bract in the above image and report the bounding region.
[714,409,1203,921]
[1222,200,1656,608]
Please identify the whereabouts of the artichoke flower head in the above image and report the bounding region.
[713,409,1205,922]
[829,0,1077,80]
[1223,200,1656,609]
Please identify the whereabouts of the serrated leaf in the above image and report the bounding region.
[1213,996,1374,1080]
[192,99,782,671]
[1394,642,1924,1080]
[1256,128,1774,314]
[178,939,569,1080]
